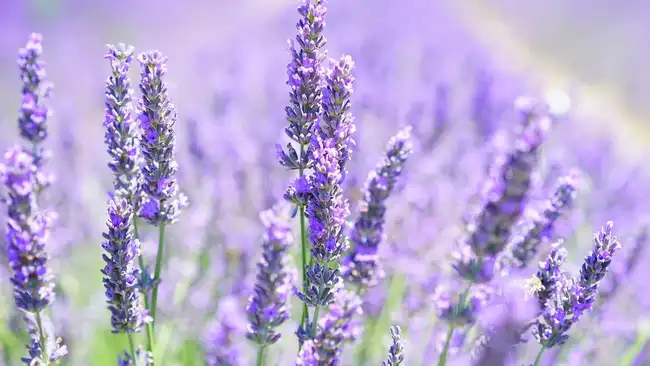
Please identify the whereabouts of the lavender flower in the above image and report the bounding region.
[342,126,413,289]
[137,51,187,225]
[318,55,356,177]
[17,33,53,166]
[277,0,328,171]
[103,43,142,205]
[454,98,551,283]
[533,240,569,310]
[504,173,578,270]
[0,147,55,313]
[246,205,295,347]
[382,326,405,366]
[297,290,363,364]
[533,222,621,350]
[100,197,146,334]
[205,297,246,366]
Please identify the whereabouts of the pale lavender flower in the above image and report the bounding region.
[17,33,53,166]
[204,297,245,366]
[382,326,405,366]
[137,51,188,225]
[0,147,55,313]
[100,197,147,333]
[533,240,569,310]
[246,205,296,347]
[103,43,142,205]
[277,0,328,171]
[342,126,413,289]
[454,98,551,283]
[295,340,319,366]
[21,313,67,365]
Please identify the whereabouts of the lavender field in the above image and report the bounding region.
[0,0,649,365]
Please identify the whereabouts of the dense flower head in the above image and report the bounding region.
[533,239,569,310]
[0,146,56,312]
[342,126,413,288]
[246,205,296,347]
[434,284,491,327]
[100,196,147,334]
[137,50,188,225]
[533,222,621,348]
[17,33,53,154]
[382,326,405,366]
[103,43,143,206]
[277,0,328,171]
[318,55,356,177]
[503,172,578,270]
[297,290,362,365]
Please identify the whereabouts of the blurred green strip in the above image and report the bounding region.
[618,320,650,366]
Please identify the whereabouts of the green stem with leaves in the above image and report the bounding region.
[35,311,48,365]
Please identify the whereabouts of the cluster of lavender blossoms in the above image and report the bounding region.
[0,34,66,365]
[0,3,635,365]
[341,126,413,290]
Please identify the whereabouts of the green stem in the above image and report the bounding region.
[149,223,166,331]
[298,161,311,348]
[35,311,48,365]
[133,219,154,353]
[310,306,321,338]
[436,284,473,366]
[127,333,137,361]
[256,346,266,366]
[533,346,546,366]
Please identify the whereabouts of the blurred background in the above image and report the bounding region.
[0,0,649,365]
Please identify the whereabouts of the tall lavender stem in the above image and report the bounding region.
[102,43,153,352]
[136,50,187,350]
[277,0,328,333]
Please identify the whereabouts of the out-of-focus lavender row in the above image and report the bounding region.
[0,0,648,365]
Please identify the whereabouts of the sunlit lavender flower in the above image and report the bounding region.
[382,326,405,366]
[533,222,621,349]
[137,51,187,225]
[342,126,413,289]
[246,206,296,347]
[295,340,318,366]
[299,290,362,364]
[0,147,55,313]
[22,313,67,365]
[505,173,578,270]
[17,33,53,166]
[101,197,146,333]
[454,99,551,283]
[318,54,356,176]
[103,43,142,205]
[277,0,328,171]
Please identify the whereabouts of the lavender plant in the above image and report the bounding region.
[0,3,646,365]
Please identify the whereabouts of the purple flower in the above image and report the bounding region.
[204,297,246,366]
[0,147,55,313]
[136,51,188,225]
[297,290,362,364]
[342,126,413,289]
[101,196,147,334]
[454,97,551,283]
[103,43,142,206]
[118,347,153,366]
[17,33,53,165]
[246,205,296,347]
[533,222,621,349]
[277,0,328,171]
[504,173,578,270]
[382,326,405,366]
[534,240,569,310]
[318,55,356,177]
